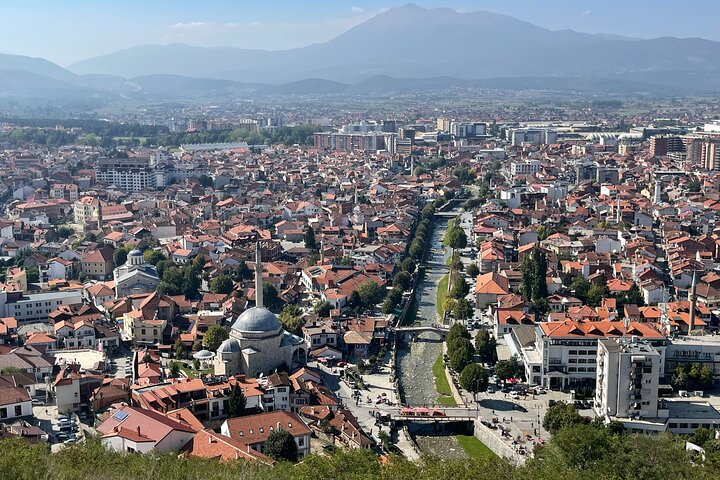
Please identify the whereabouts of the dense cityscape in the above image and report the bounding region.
[2,2,720,480]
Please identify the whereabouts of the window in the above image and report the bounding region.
[14,405,22,416]
[569,350,577,355]
[669,423,677,429]
[298,437,305,447]
[0,407,7,418]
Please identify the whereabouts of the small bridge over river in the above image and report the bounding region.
[393,324,450,338]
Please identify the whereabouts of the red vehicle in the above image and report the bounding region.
[431,409,446,417]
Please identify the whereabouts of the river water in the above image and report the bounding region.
[396,212,468,459]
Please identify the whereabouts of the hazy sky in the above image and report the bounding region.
[3,0,720,66]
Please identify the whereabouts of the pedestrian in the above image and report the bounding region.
[531,422,534,428]
[510,416,513,422]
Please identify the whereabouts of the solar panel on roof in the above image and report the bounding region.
[112,410,129,421]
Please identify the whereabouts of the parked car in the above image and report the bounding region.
[31,399,45,406]
[486,385,496,394]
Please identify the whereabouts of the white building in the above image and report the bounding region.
[595,337,661,421]
[0,384,32,421]
[0,290,83,324]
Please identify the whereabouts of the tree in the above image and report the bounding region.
[262,283,279,310]
[444,225,467,250]
[304,225,317,250]
[494,356,524,381]
[314,301,332,318]
[143,249,166,266]
[234,260,252,280]
[113,245,130,267]
[209,275,234,294]
[264,428,299,463]
[570,275,591,303]
[400,257,416,274]
[169,361,181,378]
[409,240,424,260]
[156,259,175,278]
[393,271,412,290]
[459,364,489,399]
[173,337,185,359]
[446,323,470,346]
[203,325,229,351]
[672,364,689,389]
[25,265,39,284]
[543,401,583,435]
[466,263,480,277]
[382,288,403,314]
[450,275,469,299]
[279,305,304,335]
[228,383,247,417]
[358,281,384,309]
[449,344,473,373]
[587,283,609,307]
[452,298,473,321]
[474,330,497,365]
[57,226,74,239]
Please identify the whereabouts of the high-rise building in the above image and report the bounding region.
[95,157,155,192]
[649,135,684,157]
[702,139,720,171]
[595,336,661,420]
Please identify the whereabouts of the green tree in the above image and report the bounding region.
[56,226,74,239]
[570,275,592,303]
[25,265,39,284]
[400,257,416,274]
[113,245,130,267]
[587,283,609,307]
[466,263,480,277]
[143,249,166,265]
[358,281,384,309]
[450,275,470,299]
[382,288,403,314]
[459,363,489,400]
[542,401,583,435]
[474,330,497,365]
[264,428,299,463]
[494,356,524,381]
[314,301,332,318]
[452,298,473,321]
[203,325,229,351]
[304,225,317,250]
[446,323,470,346]
[262,283,280,310]
[209,275,234,294]
[173,337,185,359]
[449,344,473,372]
[444,225,467,250]
[279,305,304,335]
[228,383,247,417]
[409,240,424,260]
[169,361,181,378]
[234,260,252,280]
[393,271,412,290]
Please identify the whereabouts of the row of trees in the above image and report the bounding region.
[446,324,490,400]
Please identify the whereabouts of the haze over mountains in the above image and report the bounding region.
[2,3,720,101]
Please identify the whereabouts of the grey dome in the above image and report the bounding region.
[231,307,281,333]
[217,338,240,354]
[128,249,143,257]
[193,349,215,359]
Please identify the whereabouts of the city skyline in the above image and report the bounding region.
[2,0,720,65]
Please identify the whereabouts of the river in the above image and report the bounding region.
[396,209,468,459]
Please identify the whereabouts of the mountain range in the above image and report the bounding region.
[1,3,720,104]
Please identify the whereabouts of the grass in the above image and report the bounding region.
[437,274,449,317]
[432,352,457,407]
[179,364,213,378]
[456,434,498,461]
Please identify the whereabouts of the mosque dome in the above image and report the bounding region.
[217,339,240,354]
[231,307,281,334]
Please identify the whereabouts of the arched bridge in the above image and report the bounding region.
[420,261,450,270]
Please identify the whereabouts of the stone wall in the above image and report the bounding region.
[473,419,526,466]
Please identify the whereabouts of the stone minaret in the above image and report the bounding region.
[653,180,661,204]
[255,240,263,309]
[689,270,698,333]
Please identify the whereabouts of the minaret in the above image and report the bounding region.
[354,186,358,204]
[255,240,264,309]
[615,195,621,224]
[653,180,661,204]
[689,270,698,333]
[320,236,325,265]
[410,156,415,175]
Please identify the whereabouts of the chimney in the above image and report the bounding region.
[137,425,141,436]
[689,270,698,333]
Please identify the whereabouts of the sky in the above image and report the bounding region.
[2,0,720,66]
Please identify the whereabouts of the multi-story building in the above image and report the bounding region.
[649,135,684,157]
[0,290,83,324]
[702,138,720,171]
[313,132,396,153]
[510,159,541,178]
[95,157,155,192]
[595,337,660,421]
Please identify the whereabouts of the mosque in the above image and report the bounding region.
[214,243,306,377]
